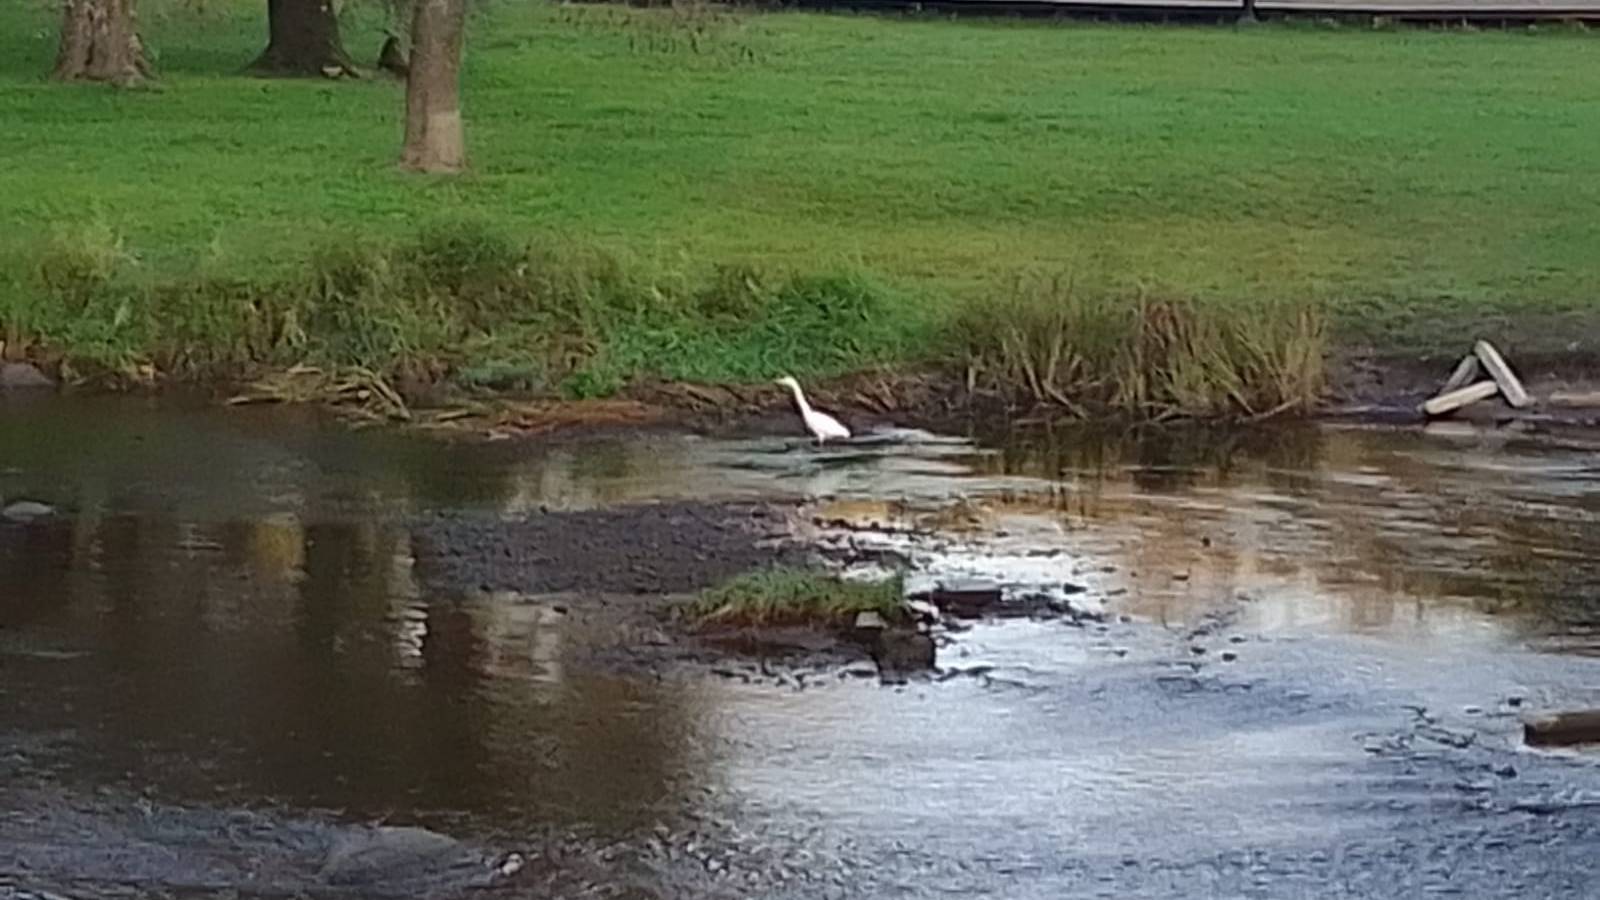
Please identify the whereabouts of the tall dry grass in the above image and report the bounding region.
[952,275,1325,420]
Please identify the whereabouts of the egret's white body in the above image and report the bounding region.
[776,376,851,444]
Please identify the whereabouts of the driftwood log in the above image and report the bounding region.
[1523,710,1600,747]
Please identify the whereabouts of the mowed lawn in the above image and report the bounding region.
[2,0,1597,355]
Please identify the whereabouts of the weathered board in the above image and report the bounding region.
[1474,340,1532,409]
[1440,355,1481,394]
[1421,380,1499,418]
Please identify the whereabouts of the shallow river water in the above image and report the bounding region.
[2,396,1599,898]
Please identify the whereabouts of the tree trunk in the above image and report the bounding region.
[250,0,357,78]
[399,0,467,173]
[53,0,149,85]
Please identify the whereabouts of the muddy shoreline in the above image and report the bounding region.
[10,350,1600,440]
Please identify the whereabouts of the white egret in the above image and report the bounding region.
[775,376,851,444]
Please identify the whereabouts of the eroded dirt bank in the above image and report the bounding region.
[12,346,1600,442]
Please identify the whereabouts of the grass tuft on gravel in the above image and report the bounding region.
[686,568,905,627]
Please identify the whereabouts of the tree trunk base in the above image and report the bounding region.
[250,0,360,79]
[53,0,151,86]
[248,46,361,79]
[399,109,466,173]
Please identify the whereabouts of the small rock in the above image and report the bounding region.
[1494,763,1518,779]
[0,362,54,390]
[1221,651,1238,663]
[1463,705,1483,716]
[853,611,887,631]
[320,825,474,886]
[1190,645,1207,656]
[1111,647,1129,657]
[496,852,526,878]
[2,500,55,522]
[1229,634,1247,644]
[872,629,935,677]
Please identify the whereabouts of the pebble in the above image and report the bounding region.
[1221,651,1238,663]
[854,611,887,631]
[2,500,56,522]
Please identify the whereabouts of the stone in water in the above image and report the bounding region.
[0,362,53,390]
[2,501,56,522]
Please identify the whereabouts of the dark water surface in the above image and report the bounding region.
[3,396,1599,898]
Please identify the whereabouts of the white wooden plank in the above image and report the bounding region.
[1473,340,1532,409]
[1421,380,1499,417]
[1440,354,1481,394]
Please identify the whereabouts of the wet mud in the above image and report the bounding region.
[412,501,804,596]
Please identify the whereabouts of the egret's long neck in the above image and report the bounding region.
[787,383,813,415]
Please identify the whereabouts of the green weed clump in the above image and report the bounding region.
[953,275,1326,420]
[686,568,905,627]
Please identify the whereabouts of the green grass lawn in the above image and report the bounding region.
[2,1,1597,395]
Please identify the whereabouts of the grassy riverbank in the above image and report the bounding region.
[3,1,1597,410]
